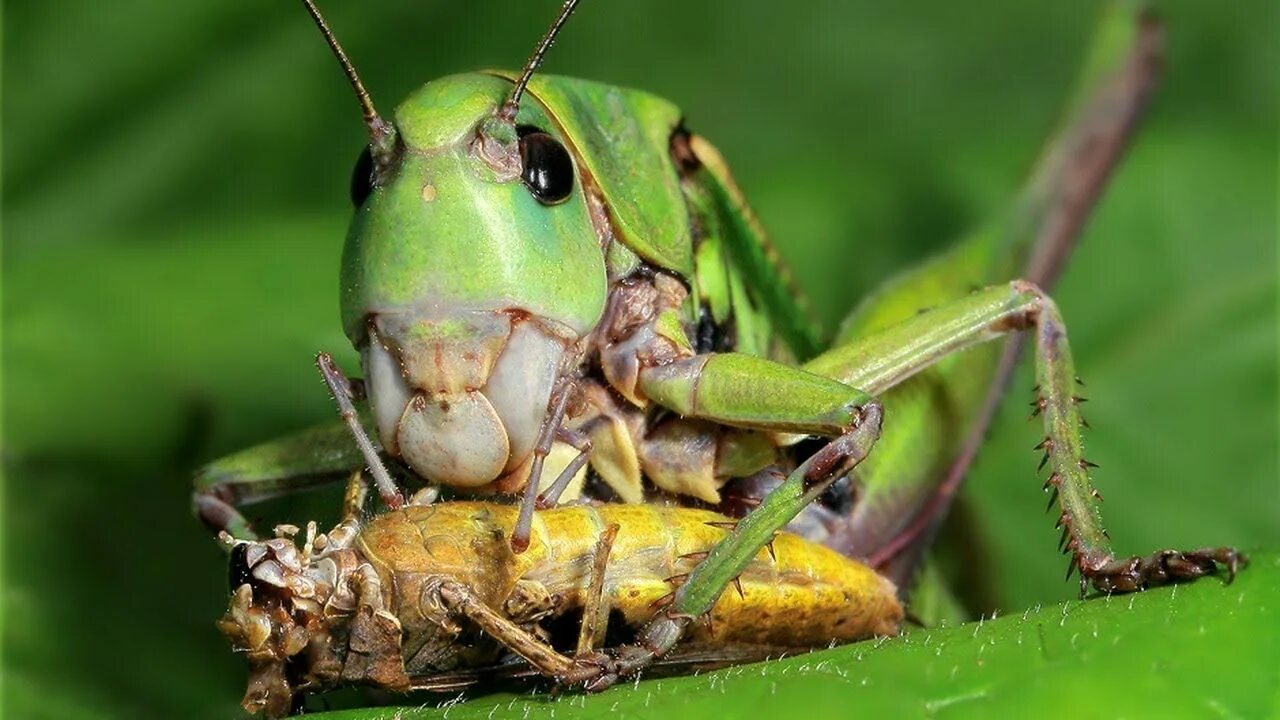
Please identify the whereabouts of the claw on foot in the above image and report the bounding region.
[1083,547,1246,595]
[556,651,617,692]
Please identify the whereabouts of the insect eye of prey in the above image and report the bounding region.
[228,544,253,591]
[517,126,574,205]
[350,145,375,208]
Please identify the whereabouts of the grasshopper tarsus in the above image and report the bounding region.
[1082,547,1247,595]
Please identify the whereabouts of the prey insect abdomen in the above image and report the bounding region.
[575,505,903,647]
[359,502,902,652]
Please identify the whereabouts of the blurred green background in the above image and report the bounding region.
[3,1,1276,718]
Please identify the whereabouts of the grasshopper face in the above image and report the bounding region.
[340,74,608,489]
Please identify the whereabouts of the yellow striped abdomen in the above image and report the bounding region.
[358,501,901,653]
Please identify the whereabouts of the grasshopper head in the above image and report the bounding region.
[340,74,607,489]
[302,1,604,491]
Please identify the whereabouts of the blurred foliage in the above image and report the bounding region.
[3,1,1276,718]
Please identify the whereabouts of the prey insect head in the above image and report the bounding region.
[218,523,396,717]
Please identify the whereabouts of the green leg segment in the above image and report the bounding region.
[191,355,400,541]
[192,420,370,540]
[640,352,872,435]
[565,401,883,690]
[806,1,1164,597]
[814,280,1242,593]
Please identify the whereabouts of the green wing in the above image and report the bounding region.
[687,136,826,360]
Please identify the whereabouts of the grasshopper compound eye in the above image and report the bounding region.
[517,127,574,205]
[350,146,375,208]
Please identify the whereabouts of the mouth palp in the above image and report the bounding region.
[359,309,574,490]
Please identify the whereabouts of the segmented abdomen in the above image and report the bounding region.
[358,502,901,652]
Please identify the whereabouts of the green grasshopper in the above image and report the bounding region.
[197,0,1242,691]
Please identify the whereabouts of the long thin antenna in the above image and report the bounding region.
[498,0,583,122]
[300,0,393,146]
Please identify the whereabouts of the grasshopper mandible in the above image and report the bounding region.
[203,0,1244,708]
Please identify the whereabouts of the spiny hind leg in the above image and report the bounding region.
[810,280,1243,594]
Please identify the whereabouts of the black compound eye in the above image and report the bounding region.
[350,145,375,208]
[228,543,253,590]
[518,127,574,205]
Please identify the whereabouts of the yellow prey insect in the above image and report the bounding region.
[218,488,902,716]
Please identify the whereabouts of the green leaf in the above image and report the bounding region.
[307,553,1280,719]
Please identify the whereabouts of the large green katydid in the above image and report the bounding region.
[196,0,1242,691]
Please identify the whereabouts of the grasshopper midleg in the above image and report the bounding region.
[194,418,376,540]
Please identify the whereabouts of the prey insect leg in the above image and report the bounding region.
[427,524,619,687]
[576,524,620,656]
[436,581,577,678]
[341,470,369,520]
